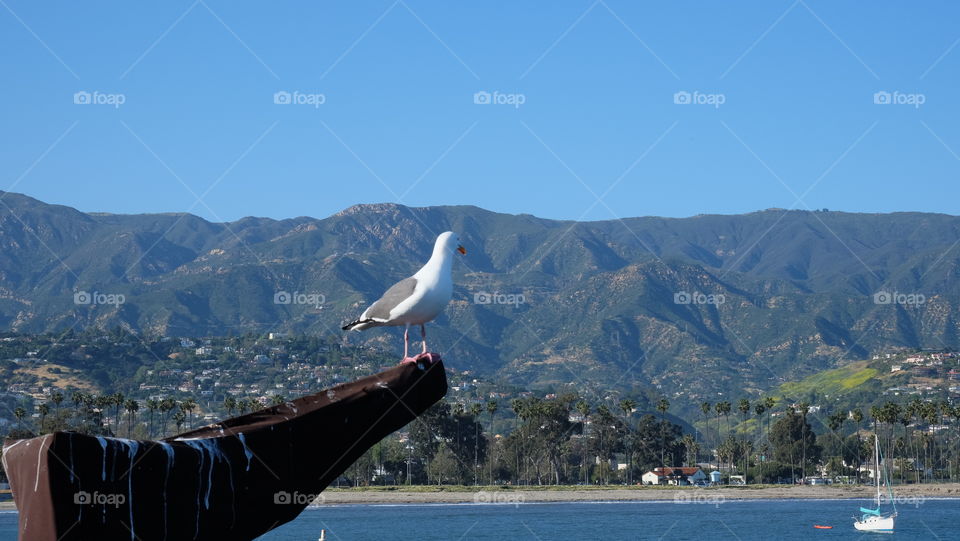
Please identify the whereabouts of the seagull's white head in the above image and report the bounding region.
[435,231,466,256]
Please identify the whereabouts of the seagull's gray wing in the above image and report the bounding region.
[363,276,418,321]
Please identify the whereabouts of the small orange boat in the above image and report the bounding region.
[813,525,833,529]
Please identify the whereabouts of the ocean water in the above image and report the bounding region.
[0,499,953,540]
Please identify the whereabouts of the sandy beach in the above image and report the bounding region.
[316,483,960,504]
[2,483,958,510]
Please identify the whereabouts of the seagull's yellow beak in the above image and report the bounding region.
[457,245,466,255]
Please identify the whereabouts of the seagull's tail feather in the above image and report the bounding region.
[342,318,377,331]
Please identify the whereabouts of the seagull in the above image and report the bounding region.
[342,231,465,362]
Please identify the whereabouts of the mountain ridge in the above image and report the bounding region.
[2,190,959,405]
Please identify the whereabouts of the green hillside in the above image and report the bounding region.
[2,191,960,413]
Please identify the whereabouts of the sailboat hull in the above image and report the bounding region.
[854,514,895,531]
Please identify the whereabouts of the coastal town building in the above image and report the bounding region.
[641,467,706,486]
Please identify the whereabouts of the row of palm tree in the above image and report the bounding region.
[701,397,779,480]
[19,392,210,438]
[13,389,301,441]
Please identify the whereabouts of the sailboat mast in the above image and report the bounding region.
[874,435,881,504]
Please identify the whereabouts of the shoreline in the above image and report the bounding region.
[316,483,960,504]
[2,483,959,509]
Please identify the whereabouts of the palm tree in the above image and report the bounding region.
[827,410,846,482]
[716,401,732,471]
[851,408,863,481]
[486,400,498,484]
[173,410,186,432]
[798,401,810,481]
[576,400,590,484]
[655,398,669,472]
[112,392,125,434]
[223,396,237,417]
[37,403,50,433]
[681,433,698,467]
[753,402,766,483]
[737,399,750,481]
[882,402,902,462]
[124,399,139,437]
[180,398,197,430]
[453,402,465,476]
[937,400,951,481]
[13,406,26,432]
[905,399,922,483]
[595,404,613,485]
[50,391,64,419]
[763,397,775,437]
[145,399,159,438]
[94,394,111,431]
[470,403,483,485]
[620,398,637,483]
[270,394,286,406]
[511,399,527,485]
[952,405,960,482]
[159,399,175,436]
[922,402,939,482]
[71,391,85,411]
[699,401,711,463]
[71,391,86,425]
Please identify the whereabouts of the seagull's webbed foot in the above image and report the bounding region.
[399,351,439,366]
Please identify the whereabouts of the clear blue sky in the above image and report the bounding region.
[1,1,958,222]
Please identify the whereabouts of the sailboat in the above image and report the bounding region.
[853,434,897,532]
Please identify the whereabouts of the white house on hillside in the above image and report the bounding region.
[641,467,707,486]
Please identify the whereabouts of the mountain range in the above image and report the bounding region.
[2,191,959,405]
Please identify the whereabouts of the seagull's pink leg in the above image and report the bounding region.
[420,324,428,354]
[400,324,417,364]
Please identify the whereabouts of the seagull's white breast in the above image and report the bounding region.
[388,259,453,324]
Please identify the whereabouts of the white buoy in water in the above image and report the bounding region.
[319,529,326,541]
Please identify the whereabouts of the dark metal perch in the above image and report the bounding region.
[2,353,447,540]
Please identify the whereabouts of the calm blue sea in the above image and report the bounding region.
[0,499,953,540]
